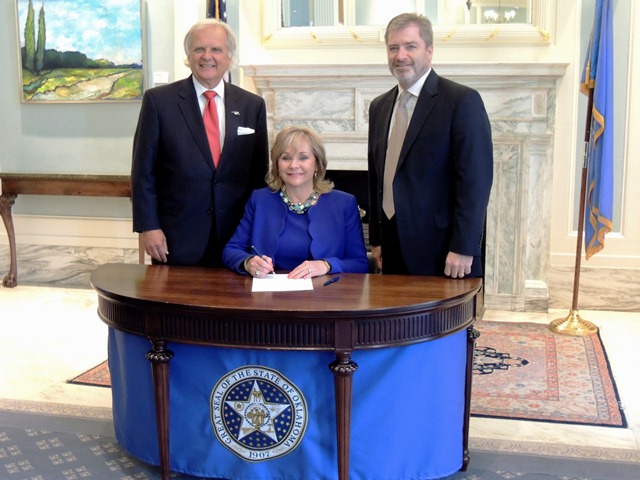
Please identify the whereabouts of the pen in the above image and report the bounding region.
[251,245,275,275]
[322,276,340,287]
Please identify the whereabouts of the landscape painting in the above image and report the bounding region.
[16,0,143,102]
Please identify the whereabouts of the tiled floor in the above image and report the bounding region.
[1,267,639,469]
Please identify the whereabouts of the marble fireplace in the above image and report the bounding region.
[243,62,568,311]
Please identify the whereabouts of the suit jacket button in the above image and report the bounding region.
[207,208,214,214]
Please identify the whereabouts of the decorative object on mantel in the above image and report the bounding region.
[485,2,520,24]
[465,0,520,24]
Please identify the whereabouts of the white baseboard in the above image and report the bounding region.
[550,253,640,269]
[0,215,138,249]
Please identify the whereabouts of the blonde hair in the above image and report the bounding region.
[266,126,334,194]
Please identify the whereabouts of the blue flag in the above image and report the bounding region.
[580,0,614,259]
[208,0,227,22]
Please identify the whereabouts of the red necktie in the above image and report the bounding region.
[203,90,221,167]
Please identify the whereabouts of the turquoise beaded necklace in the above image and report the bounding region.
[280,187,319,214]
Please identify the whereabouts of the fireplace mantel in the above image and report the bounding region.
[243,62,568,311]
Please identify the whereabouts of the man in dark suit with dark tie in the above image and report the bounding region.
[131,19,268,267]
[368,13,493,278]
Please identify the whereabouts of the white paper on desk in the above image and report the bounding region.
[252,273,313,292]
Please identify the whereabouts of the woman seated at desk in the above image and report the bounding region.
[107,130,469,478]
[223,125,369,277]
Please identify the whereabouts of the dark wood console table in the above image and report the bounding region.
[91,263,482,480]
[0,173,136,287]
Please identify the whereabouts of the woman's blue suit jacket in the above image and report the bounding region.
[223,188,369,274]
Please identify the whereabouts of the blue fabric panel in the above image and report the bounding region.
[108,327,467,480]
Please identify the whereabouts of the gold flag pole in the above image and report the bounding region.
[549,87,598,336]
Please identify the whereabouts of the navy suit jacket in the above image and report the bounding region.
[368,70,493,276]
[223,188,369,274]
[131,76,269,266]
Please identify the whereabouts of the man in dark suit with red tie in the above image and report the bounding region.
[368,13,493,279]
[132,19,268,267]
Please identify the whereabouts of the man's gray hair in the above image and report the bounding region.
[183,19,237,64]
[384,13,433,47]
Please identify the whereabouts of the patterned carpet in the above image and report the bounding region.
[471,320,626,427]
[70,321,626,428]
[1,410,637,480]
[68,361,111,388]
[0,424,163,479]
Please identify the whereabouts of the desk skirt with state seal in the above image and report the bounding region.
[108,327,467,480]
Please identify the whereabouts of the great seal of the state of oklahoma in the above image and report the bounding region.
[210,365,308,462]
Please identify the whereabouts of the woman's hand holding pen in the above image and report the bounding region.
[244,254,274,277]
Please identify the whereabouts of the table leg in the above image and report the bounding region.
[329,352,358,480]
[0,194,18,288]
[462,325,481,471]
[146,339,174,480]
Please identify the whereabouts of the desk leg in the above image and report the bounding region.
[329,352,358,480]
[146,340,174,480]
[462,325,480,471]
[0,194,18,288]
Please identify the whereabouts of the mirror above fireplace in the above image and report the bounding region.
[262,0,555,47]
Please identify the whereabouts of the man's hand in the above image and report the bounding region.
[371,245,383,271]
[444,252,472,278]
[142,229,169,263]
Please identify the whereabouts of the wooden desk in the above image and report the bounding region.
[0,173,136,287]
[91,263,482,480]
